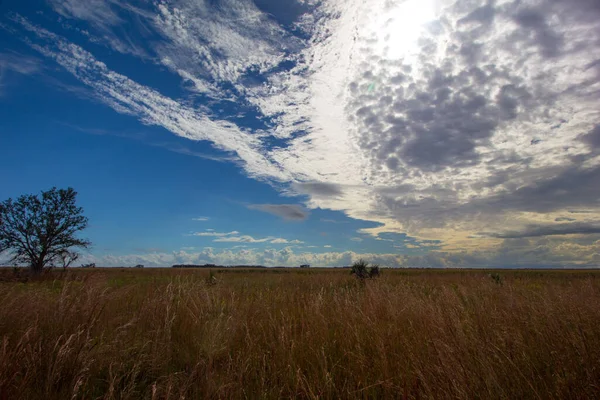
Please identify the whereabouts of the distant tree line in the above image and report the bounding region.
[172,264,376,269]
[172,264,267,268]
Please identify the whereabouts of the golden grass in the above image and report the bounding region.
[0,267,599,399]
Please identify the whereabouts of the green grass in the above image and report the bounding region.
[0,267,599,399]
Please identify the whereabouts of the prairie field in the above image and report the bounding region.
[0,267,599,399]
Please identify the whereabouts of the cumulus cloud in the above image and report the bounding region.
[247,204,309,221]
[78,237,600,268]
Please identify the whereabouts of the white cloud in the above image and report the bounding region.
[48,0,123,25]
[270,238,304,244]
[0,52,41,75]
[152,0,299,97]
[192,231,239,237]
[214,235,271,243]
[190,230,303,244]
[46,0,152,57]
[192,217,210,221]
[214,235,304,244]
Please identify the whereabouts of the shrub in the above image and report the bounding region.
[350,259,381,280]
[369,265,381,278]
[490,272,503,285]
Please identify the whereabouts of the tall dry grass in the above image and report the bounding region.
[0,268,599,399]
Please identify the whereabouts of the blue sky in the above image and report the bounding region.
[1,0,599,267]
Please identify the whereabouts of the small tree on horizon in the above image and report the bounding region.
[0,187,90,274]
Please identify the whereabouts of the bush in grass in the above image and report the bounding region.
[490,273,503,285]
[350,259,381,280]
[369,265,381,278]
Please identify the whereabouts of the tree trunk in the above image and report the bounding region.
[30,261,44,275]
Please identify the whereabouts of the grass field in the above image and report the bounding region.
[0,267,599,399]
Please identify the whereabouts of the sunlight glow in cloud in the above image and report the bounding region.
[368,0,437,61]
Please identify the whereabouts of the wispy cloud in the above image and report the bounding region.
[270,238,304,244]
[213,235,272,243]
[59,122,237,162]
[192,231,239,237]
[0,51,41,75]
[192,217,210,221]
[13,15,290,182]
[320,218,349,224]
[214,235,303,244]
[555,217,576,222]
[247,204,309,221]
[192,230,303,245]
[0,51,41,96]
[47,0,152,57]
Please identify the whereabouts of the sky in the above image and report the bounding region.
[0,0,599,268]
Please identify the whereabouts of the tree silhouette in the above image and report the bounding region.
[0,187,90,273]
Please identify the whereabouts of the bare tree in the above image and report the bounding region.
[56,250,80,270]
[0,187,90,274]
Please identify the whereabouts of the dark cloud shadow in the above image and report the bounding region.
[247,203,309,221]
[479,222,600,239]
